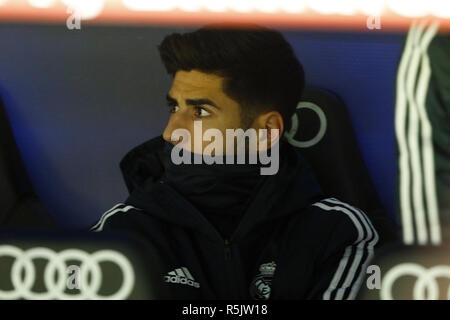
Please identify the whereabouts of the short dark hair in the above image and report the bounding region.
[157,23,305,130]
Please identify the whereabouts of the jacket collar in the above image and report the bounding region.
[119,135,324,241]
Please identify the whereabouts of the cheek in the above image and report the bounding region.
[228,107,244,129]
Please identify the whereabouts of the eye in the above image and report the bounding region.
[194,106,211,118]
[168,104,179,113]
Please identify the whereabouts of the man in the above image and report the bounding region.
[91,24,378,299]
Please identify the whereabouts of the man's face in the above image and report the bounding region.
[162,69,243,155]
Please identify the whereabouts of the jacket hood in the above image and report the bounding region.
[119,135,324,240]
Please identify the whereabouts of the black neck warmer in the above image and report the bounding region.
[159,141,285,238]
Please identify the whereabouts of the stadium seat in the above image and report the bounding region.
[284,87,397,246]
[357,242,450,300]
[0,96,171,299]
[0,95,57,229]
[0,229,170,299]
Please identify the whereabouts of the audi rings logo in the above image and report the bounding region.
[284,101,327,148]
[381,263,450,300]
[0,245,135,300]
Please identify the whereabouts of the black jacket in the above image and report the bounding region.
[91,135,378,299]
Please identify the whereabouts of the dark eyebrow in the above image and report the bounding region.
[166,94,177,103]
[166,93,221,110]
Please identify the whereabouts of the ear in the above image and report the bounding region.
[252,111,284,149]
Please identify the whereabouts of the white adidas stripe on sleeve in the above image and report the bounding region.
[312,198,379,300]
[90,203,142,232]
[90,203,125,231]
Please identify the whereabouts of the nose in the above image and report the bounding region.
[162,114,183,145]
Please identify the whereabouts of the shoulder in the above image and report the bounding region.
[89,203,146,232]
[284,197,379,251]
[294,198,380,300]
[305,197,379,251]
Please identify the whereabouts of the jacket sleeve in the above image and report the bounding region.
[307,199,379,300]
[88,203,143,232]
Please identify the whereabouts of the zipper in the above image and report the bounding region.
[159,181,224,241]
[223,238,240,298]
[159,182,242,298]
[224,239,231,260]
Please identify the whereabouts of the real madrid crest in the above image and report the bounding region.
[250,261,276,300]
